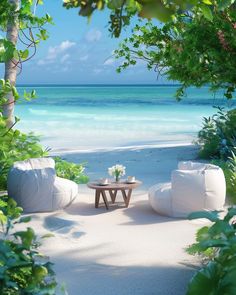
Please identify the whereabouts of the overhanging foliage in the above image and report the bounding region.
[63,0,236,37]
[114,3,236,99]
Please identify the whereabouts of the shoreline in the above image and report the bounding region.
[50,142,195,156]
[58,144,200,190]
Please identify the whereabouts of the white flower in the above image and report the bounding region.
[108,164,126,177]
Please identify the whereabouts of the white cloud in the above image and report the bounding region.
[60,54,70,64]
[62,66,69,72]
[60,40,76,51]
[79,54,89,61]
[93,68,103,74]
[47,40,76,60]
[37,58,55,66]
[38,40,76,66]
[37,59,46,66]
[86,29,102,42]
[103,58,115,66]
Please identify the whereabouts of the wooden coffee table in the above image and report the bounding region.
[87,180,142,210]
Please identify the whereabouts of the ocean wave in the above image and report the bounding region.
[26,109,196,123]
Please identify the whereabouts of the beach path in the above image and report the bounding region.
[25,145,206,295]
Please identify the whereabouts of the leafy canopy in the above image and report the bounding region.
[114,1,236,99]
[63,0,236,98]
[63,0,235,37]
[0,0,53,65]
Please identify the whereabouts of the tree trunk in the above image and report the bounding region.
[3,0,19,127]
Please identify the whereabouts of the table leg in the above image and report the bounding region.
[121,189,132,207]
[101,190,109,210]
[109,190,117,203]
[95,190,101,208]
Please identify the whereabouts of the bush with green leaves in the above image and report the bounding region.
[55,157,89,184]
[212,153,236,204]
[186,226,217,262]
[187,208,236,295]
[197,107,236,160]
[0,194,62,294]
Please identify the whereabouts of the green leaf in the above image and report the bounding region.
[188,211,219,222]
[218,0,236,10]
[0,39,15,63]
[20,49,29,60]
[201,239,229,248]
[199,4,213,21]
[31,89,37,98]
[19,216,31,223]
[14,227,36,248]
[0,210,7,224]
[12,86,19,100]
[107,0,124,9]
[187,262,219,294]
[33,265,48,282]
[224,207,236,221]
[202,0,213,4]
[139,2,174,22]
[41,233,54,239]
[39,29,48,40]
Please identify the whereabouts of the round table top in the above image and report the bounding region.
[87,180,142,190]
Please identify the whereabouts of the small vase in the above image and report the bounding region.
[115,176,120,183]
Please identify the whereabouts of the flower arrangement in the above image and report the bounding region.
[108,164,126,182]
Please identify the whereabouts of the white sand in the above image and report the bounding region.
[25,144,207,295]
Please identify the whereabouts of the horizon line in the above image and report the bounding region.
[17,83,182,87]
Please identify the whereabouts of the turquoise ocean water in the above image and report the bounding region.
[16,85,235,152]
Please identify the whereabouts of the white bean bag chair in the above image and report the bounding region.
[7,157,78,213]
[149,161,226,218]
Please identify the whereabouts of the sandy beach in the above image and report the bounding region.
[22,144,208,295]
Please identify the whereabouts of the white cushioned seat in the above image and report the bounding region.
[149,183,172,216]
[7,158,78,213]
[52,177,78,211]
[148,161,226,218]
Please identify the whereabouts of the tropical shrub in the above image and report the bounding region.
[55,157,89,184]
[186,226,216,262]
[0,194,60,294]
[187,208,236,295]
[212,155,236,204]
[197,107,236,160]
[196,107,236,204]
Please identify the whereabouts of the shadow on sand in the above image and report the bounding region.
[65,198,183,225]
[120,200,183,225]
[64,201,110,216]
[51,247,197,295]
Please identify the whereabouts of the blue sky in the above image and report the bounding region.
[1,0,166,84]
